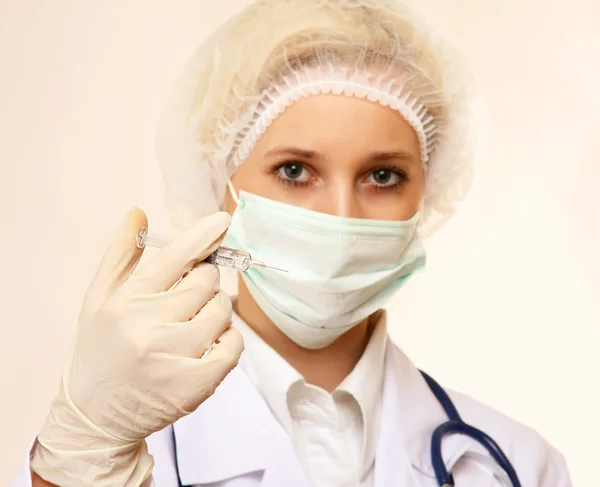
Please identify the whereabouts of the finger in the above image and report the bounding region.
[82,208,147,316]
[140,263,221,324]
[167,326,245,415]
[196,325,245,376]
[153,290,233,358]
[128,211,231,293]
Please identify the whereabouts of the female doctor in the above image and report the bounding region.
[14,0,572,486]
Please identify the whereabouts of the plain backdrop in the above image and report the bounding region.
[1,0,598,484]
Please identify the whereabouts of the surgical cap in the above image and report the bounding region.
[155,0,479,236]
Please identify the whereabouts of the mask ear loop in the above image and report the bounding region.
[227,180,240,205]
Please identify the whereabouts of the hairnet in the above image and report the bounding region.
[155,0,479,236]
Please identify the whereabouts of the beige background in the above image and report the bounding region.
[1,0,598,484]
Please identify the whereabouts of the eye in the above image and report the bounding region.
[274,162,311,185]
[366,167,405,188]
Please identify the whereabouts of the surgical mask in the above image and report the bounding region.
[224,189,426,349]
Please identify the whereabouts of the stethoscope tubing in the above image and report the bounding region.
[430,420,522,487]
[420,371,522,487]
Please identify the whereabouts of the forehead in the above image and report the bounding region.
[252,94,420,154]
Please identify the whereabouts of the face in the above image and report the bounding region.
[227,94,425,220]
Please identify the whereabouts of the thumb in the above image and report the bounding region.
[81,207,148,316]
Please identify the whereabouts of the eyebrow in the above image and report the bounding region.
[264,146,417,162]
[265,146,320,159]
[369,150,417,162]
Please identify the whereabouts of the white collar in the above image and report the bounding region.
[335,309,388,472]
[232,310,302,435]
[232,307,388,465]
[172,332,474,486]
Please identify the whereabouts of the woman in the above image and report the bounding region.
[14,0,571,486]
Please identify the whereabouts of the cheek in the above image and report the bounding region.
[363,196,420,221]
[230,157,289,202]
[403,170,426,215]
[364,174,425,221]
[230,159,268,193]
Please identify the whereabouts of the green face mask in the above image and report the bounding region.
[225,190,426,349]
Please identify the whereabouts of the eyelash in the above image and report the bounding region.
[270,161,409,190]
[270,161,310,187]
[367,165,409,191]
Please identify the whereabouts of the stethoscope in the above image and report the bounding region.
[420,371,522,487]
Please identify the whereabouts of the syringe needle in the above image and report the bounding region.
[262,264,288,273]
[251,260,288,273]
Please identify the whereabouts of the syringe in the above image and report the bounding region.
[135,227,287,273]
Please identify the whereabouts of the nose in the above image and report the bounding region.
[310,182,364,218]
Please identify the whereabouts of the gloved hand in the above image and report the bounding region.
[30,208,244,487]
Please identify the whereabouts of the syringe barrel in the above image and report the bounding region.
[205,247,251,271]
[137,228,253,271]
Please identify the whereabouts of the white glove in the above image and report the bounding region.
[30,208,244,487]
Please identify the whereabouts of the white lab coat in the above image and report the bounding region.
[12,341,571,486]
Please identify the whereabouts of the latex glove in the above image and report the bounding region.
[30,208,244,487]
